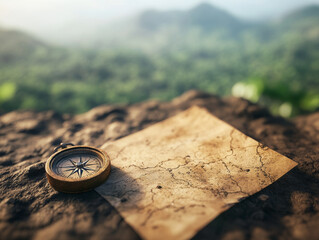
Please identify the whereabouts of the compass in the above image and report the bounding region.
[45,143,111,193]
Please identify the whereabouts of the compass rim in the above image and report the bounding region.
[45,145,111,193]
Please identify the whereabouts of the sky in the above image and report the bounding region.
[1,0,319,37]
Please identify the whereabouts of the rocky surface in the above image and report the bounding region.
[0,90,318,240]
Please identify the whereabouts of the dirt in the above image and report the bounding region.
[1,90,318,240]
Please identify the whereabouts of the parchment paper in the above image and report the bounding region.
[96,106,297,240]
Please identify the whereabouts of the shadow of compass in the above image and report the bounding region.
[95,166,144,210]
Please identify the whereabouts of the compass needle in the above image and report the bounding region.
[83,159,90,165]
[78,168,83,178]
[64,168,75,171]
[85,163,97,167]
[69,159,77,166]
[83,167,95,172]
[67,168,78,177]
[59,166,74,169]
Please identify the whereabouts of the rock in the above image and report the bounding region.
[16,119,45,134]
[0,90,319,240]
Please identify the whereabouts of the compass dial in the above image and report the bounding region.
[45,145,111,193]
[53,153,102,179]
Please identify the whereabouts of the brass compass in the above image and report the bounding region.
[45,143,111,193]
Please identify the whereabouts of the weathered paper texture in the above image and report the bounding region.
[96,106,297,240]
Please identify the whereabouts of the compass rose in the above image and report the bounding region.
[60,156,96,178]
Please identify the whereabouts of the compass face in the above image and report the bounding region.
[46,145,111,193]
[52,152,102,179]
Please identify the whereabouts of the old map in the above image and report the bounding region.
[96,106,297,240]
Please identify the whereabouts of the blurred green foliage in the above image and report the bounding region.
[0,5,318,117]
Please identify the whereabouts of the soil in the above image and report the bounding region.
[1,90,319,240]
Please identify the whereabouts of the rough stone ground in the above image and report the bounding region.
[0,90,318,240]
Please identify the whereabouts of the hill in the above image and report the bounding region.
[281,5,319,24]
[98,3,254,49]
[137,3,246,32]
[0,28,46,64]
